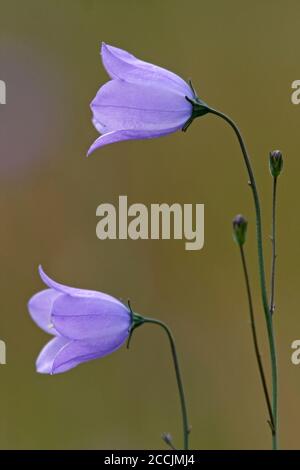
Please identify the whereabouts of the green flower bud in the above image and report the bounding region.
[233,214,248,246]
[269,150,283,178]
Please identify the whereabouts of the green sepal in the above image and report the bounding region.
[127,312,146,349]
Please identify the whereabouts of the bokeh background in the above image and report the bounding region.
[0,0,299,450]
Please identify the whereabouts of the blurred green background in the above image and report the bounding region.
[0,0,299,450]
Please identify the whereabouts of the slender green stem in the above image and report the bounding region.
[270,177,278,315]
[142,317,190,450]
[208,108,278,449]
[239,244,275,432]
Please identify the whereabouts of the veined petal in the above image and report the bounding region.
[52,334,128,374]
[37,334,128,374]
[91,80,192,133]
[38,266,125,308]
[36,336,70,374]
[28,289,61,335]
[101,43,192,96]
[87,126,180,155]
[51,295,131,340]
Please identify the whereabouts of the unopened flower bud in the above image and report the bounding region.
[269,150,283,178]
[233,215,248,246]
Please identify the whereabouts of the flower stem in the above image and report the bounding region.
[270,176,278,315]
[238,244,275,433]
[208,107,278,449]
[142,317,190,450]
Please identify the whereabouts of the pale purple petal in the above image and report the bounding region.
[92,117,106,134]
[52,334,128,374]
[51,295,131,340]
[28,289,61,335]
[87,126,180,154]
[91,80,192,134]
[38,266,124,308]
[101,43,192,96]
[36,336,70,374]
[37,334,128,374]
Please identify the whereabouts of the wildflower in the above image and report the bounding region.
[28,266,132,374]
[87,43,208,154]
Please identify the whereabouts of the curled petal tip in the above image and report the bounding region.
[101,42,113,58]
[38,265,52,287]
[38,264,44,276]
[37,265,73,294]
[86,145,95,157]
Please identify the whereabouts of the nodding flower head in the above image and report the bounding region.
[87,43,209,155]
[28,266,133,374]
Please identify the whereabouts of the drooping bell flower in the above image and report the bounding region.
[87,43,209,155]
[28,267,190,449]
[28,266,137,374]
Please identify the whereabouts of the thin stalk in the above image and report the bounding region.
[208,108,278,449]
[270,177,278,315]
[239,244,274,432]
[142,317,190,450]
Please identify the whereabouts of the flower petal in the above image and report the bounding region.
[37,334,128,374]
[28,289,61,335]
[92,117,106,134]
[52,334,128,374]
[87,126,180,154]
[38,266,124,308]
[91,79,192,135]
[36,336,70,374]
[101,43,192,96]
[51,295,131,340]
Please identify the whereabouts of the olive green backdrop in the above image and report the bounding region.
[0,0,299,449]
